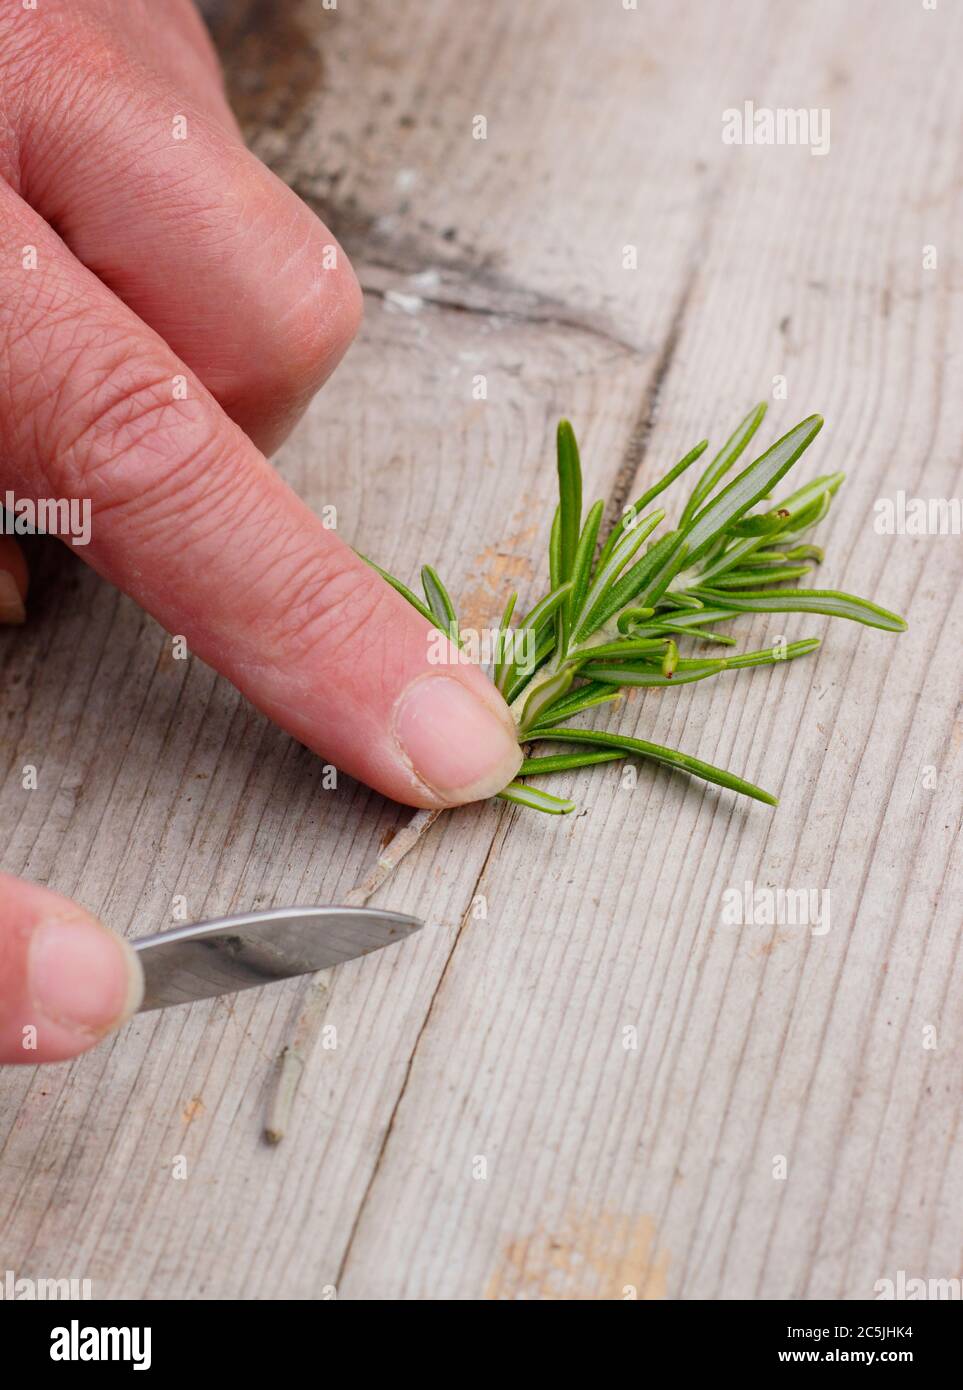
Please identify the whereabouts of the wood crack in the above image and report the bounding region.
[334,806,515,1290]
[359,266,643,356]
[604,244,703,530]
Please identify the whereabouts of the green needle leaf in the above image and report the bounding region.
[623,605,738,633]
[681,414,824,567]
[532,727,777,804]
[774,471,845,516]
[493,590,518,693]
[597,438,708,570]
[505,631,555,702]
[616,606,656,633]
[497,782,576,814]
[518,666,575,734]
[710,564,813,588]
[548,502,565,648]
[358,553,437,625]
[781,544,824,563]
[692,533,780,585]
[528,681,622,729]
[584,636,820,687]
[574,637,672,662]
[659,591,704,610]
[728,513,788,537]
[572,508,665,641]
[691,587,908,632]
[521,581,575,634]
[780,490,832,536]
[556,420,583,584]
[627,533,689,611]
[500,582,575,698]
[744,547,820,565]
[518,750,623,775]
[570,499,605,619]
[549,504,561,590]
[679,401,768,527]
[648,623,737,645]
[366,406,903,819]
[421,564,460,645]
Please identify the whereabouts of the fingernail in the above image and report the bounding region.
[29,917,144,1037]
[394,675,523,804]
[0,571,25,624]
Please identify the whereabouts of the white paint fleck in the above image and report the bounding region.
[384,290,424,315]
[407,268,442,293]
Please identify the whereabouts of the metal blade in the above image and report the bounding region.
[133,906,422,1012]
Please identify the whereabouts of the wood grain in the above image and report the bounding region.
[1,0,960,1299]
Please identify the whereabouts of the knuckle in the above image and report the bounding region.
[260,205,363,394]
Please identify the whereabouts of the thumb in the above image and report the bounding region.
[0,875,144,1063]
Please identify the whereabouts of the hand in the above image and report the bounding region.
[0,0,522,1062]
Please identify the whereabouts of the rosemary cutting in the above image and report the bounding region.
[266,403,907,1141]
[369,403,906,812]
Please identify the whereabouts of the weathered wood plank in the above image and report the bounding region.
[1,0,960,1300]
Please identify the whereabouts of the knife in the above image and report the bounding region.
[132,906,423,1012]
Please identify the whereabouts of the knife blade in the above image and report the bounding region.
[132,906,423,1012]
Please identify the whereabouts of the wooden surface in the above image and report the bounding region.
[2,0,961,1299]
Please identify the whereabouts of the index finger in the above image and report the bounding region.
[0,184,522,807]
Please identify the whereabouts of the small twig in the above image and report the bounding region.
[263,807,441,1143]
[264,975,330,1144]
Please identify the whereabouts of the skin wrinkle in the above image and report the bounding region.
[22,83,223,214]
[87,453,293,616]
[8,323,154,450]
[227,512,351,615]
[87,434,255,549]
[1,329,123,480]
[87,440,396,691]
[55,141,357,434]
[14,291,357,654]
[0,265,79,345]
[45,344,174,453]
[225,544,423,697]
[7,337,165,487]
[229,613,455,812]
[46,368,217,495]
[65,0,231,120]
[0,243,253,539]
[1,33,125,193]
[266,551,397,669]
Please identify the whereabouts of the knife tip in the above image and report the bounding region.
[382,911,424,936]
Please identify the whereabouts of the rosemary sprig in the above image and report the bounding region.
[266,408,908,1143]
[365,404,906,813]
